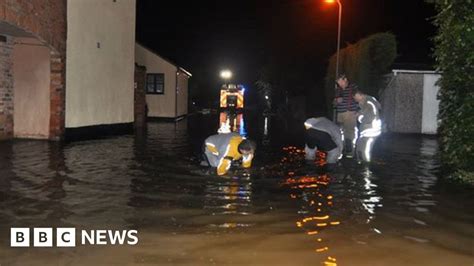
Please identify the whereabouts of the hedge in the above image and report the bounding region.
[431,0,474,184]
[324,32,397,114]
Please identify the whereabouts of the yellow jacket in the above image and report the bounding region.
[204,133,253,175]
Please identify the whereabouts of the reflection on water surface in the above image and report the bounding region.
[0,113,472,265]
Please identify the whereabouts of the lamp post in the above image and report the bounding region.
[325,0,342,121]
[324,0,342,79]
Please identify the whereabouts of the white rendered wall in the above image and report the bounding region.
[422,74,441,134]
[135,43,177,118]
[66,0,136,128]
[176,71,189,117]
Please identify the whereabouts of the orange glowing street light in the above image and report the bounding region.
[324,0,342,121]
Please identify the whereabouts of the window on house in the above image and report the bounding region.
[146,73,165,94]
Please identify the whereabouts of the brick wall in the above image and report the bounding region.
[134,64,147,129]
[0,0,66,140]
[49,51,65,140]
[0,36,13,139]
[0,0,67,54]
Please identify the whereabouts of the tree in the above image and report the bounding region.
[255,67,273,112]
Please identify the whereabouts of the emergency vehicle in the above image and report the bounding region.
[219,84,245,110]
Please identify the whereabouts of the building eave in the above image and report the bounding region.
[392,69,442,75]
[136,42,191,76]
[178,67,192,77]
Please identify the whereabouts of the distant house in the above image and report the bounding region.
[380,69,441,134]
[135,43,191,119]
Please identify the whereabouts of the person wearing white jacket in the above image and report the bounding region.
[352,89,382,163]
[304,117,344,168]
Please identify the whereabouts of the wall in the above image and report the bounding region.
[0,0,67,54]
[134,64,147,129]
[66,0,136,128]
[380,71,440,134]
[0,37,13,139]
[392,74,423,133]
[135,43,177,118]
[422,74,441,134]
[0,0,66,140]
[176,70,189,117]
[12,37,50,138]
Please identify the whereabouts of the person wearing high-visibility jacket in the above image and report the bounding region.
[304,117,344,169]
[203,132,256,176]
[353,89,382,163]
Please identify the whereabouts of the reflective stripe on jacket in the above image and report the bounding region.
[358,96,382,138]
[204,133,252,175]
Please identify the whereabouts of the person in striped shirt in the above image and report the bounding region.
[202,133,256,176]
[335,74,359,157]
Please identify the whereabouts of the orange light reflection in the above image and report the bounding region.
[316,247,329,252]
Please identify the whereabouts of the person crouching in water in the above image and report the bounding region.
[352,89,382,163]
[203,132,256,176]
[304,117,344,171]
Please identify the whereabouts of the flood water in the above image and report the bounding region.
[0,112,472,265]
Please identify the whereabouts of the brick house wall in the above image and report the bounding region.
[134,64,147,129]
[0,37,13,139]
[0,0,66,140]
[0,0,66,53]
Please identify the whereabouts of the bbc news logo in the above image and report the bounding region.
[10,228,138,247]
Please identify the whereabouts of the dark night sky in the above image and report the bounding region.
[136,0,436,100]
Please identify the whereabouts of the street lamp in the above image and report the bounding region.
[220,69,232,90]
[325,0,342,121]
[220,70,232,80]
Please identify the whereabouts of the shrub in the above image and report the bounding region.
[431,0,474,183]
[324,32,397,113]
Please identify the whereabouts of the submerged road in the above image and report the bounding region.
[0,112,472,265]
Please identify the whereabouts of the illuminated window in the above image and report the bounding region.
[146,73,164,94]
